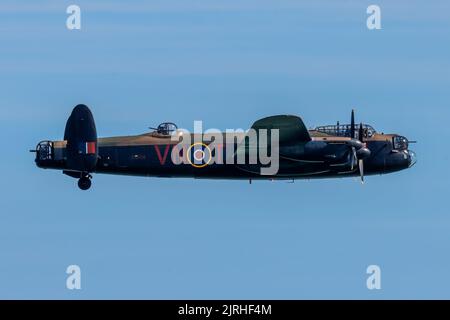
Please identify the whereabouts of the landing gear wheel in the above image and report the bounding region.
[78,176,92,190]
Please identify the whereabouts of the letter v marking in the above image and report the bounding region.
[154,144,170,165]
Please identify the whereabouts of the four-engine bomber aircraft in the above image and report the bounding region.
[31,104,416,190]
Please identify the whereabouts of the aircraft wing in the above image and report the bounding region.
[251,115,311,145]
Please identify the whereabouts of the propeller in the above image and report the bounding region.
[350,109,355,139]
[359,159,364,183]
[358,121,364,143]
[348,111,368,184]
[348,146,365,184]
[358,121,365,183]
[350,146,357,171]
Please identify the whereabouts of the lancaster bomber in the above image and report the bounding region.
[31,104,416,190]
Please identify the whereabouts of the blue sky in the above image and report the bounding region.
[0,0,449,299]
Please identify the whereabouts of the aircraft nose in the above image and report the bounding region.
[407,150,417,168]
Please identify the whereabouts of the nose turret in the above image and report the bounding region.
[383,135,416,172]
[406,149,417,167]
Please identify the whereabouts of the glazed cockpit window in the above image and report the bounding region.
[315,124,376,138]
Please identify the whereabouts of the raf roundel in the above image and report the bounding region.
[187,142,212,168]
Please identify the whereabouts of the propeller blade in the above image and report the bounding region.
[359,159,364,184]
[359,122,364,143]
[351,146,357,170]
[350,109,355,139]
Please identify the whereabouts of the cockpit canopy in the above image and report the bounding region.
[315,124,376,139]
